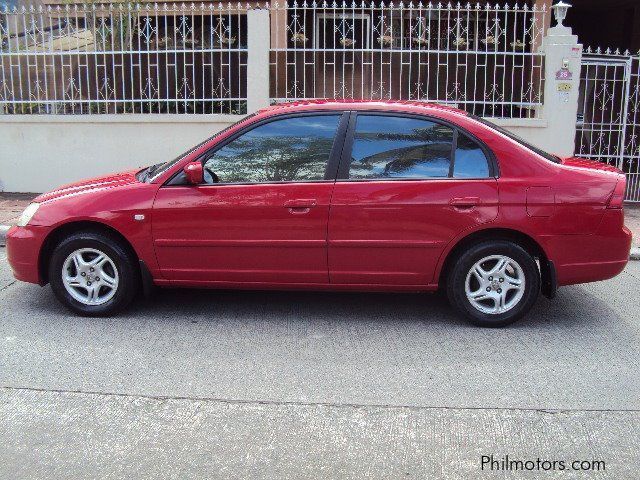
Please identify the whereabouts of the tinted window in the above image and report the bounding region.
[349,115,454,179]
[203,115,340,183]
[142,113,258,182]
[453,132,490,178]
[471,114,560,164]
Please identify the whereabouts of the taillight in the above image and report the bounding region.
[606,176,626,209]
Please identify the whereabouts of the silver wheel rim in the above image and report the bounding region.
[62,248,119,306]
[465,255,526,315]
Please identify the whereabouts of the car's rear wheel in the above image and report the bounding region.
[49,231,138,316]
[446,240,540,327]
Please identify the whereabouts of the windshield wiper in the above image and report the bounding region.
[140,163,164,182]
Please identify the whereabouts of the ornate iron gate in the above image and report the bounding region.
[576,49,640,202]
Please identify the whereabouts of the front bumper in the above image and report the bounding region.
[6,225,50,284]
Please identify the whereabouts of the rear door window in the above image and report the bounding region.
[345,114,492,180]
[348,115,454,179]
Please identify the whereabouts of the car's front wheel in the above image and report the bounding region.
[446,240,540,327]
[49,231,138,316]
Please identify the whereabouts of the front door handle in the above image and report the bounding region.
[284,199,317,208]
[450,197,480,209]
[284,198,317,215]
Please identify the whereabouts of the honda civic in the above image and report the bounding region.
[6,100,632,327]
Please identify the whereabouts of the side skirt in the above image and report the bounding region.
[152,279,439,293]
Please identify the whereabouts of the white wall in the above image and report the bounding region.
[0,114,554,192]
[0,11,583,194]
[486,118,550,148]
[0,114,243,193]
[0,115,558,193]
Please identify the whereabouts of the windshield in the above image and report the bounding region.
[471,115,560,164]
[138,113,258,183]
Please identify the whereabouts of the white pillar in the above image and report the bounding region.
[247,9,271,113]
[538,5,582,156]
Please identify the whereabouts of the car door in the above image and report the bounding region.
[328,112,499,286]
[152,112,348,284]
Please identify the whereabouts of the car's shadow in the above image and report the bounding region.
[17,275,632,335]
[124,281,633,332]
[135,287,468,327]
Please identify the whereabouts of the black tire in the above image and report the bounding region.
[48,231,139,316]
[446,240,540,327]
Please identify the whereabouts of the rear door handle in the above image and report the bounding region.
[284,199,317,208]
[450,197,480,208]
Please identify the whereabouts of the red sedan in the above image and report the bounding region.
[6,101,632,327]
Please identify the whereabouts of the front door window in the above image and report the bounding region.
[203,114,341,183]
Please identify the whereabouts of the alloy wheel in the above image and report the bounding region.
[62,248,119,306]
[464,255,526,315]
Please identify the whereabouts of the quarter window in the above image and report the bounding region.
[453,132,490,178]
[348,115,454,179]
[202,115,341,184]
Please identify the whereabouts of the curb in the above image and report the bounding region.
[0,223,638,260]
[0,225,9,247]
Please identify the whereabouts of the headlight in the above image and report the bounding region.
[16,202,40,227]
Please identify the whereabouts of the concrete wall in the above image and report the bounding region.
[0,10,582,193]
[0,115,243,193]
[487,118,550,147]
[0,115,551,193]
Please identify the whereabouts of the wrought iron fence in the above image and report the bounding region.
[1,1,546,117]
[270,1,546,118]
[576,48,640,202]
[0,2,248,114]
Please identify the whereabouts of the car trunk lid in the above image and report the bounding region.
[560,156,623,174]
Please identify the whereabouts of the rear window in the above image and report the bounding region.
[472,115,560,164]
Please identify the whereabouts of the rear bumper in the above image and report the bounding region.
[555,257,629,286]
[6,225,49,284]
[544,210,632,287]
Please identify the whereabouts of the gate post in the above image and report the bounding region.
[247,9,271,113]
[539,2,582,157]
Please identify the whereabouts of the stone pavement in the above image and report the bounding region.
[0,193,36,226]
[626,205,640,249]
[1,251,640,478]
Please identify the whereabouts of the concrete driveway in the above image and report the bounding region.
[1,248,639,479]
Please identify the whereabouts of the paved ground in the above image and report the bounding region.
[627,205,640,249]
[0,193,36,225]
[1,248,639,478]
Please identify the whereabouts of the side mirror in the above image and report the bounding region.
[183,161,204,185]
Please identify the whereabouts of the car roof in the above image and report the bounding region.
[259,99,470,120]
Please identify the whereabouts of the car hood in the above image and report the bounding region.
[560,156,623,174]
[34,169,141,203]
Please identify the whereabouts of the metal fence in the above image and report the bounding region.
[1,1,546,117]
[576,48,640,202]
[270,1,546,118]
[0,2,248,114]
